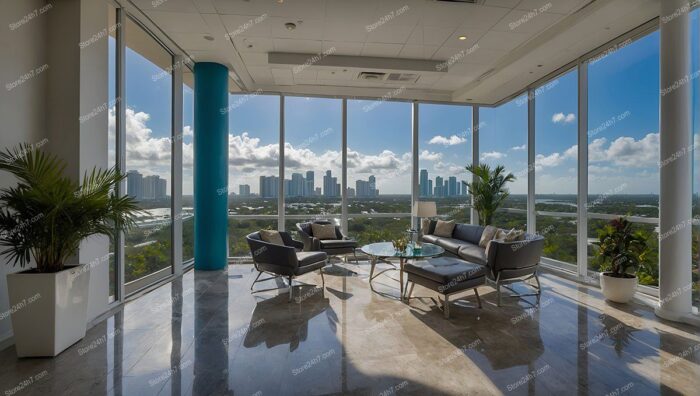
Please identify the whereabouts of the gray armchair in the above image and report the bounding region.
[295,220,358,262]
[485,236,545,306]
[246,231,328,302]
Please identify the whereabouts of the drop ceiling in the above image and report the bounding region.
[129,0,659,105]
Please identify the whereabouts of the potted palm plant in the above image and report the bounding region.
[593,217,650,303]
[462,164,516,226]
[0,144,138,357]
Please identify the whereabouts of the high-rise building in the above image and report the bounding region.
[126,170,143,200]
[435,176,444,197]
[419,169,429,197]
[142,175,165,200]
[347,187,355,197]
[428,179,433,197]
[368,175,376,196]
[259,175,279,198]
[448,176,457,197]
[239,184,250,197]
[156,178,167,200]
[291,173,305,197]
[305,171,314,196]
[315,187,322,196]
[323,170,333,197]
[356,180,369,197]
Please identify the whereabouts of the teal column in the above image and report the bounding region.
[194,62,228,270]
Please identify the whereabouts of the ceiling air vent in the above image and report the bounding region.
[357,71,386,81]
[386,73,420,83]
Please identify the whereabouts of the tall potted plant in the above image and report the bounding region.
[593,217,650,303]
[463,164,516,226]
[0,144,138,356]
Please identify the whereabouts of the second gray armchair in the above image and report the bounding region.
[296,220,358,262]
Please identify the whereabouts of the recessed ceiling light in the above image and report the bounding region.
[285,22,297,31]
[537,64,543,67]
[203,35,214,41]
[247,44,253,48]
[458,35,467,41]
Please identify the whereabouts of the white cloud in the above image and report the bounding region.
[420,150,442,161]
[480,151,506,161]
[589,133,659,167]
[511,144,526,151]
[552,112,576,124]
[428,135,466,146]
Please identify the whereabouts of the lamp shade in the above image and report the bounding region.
[416,201,437,218]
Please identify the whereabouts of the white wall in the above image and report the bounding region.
[0,0,49,343]
[0,0,111,346]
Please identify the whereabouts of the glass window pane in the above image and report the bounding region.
[283,96,342,239]
[183,71,194,263]
[348,100,411,242]
[692,7,700,309]
[124,17,173,292]
[535,69,578,267]
[587,32,660,284]
[228,94,280,257]
[107,5,117,301]
[418,103,471,224]
[479,95,528,229]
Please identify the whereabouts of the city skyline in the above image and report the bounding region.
[126,169,168,201]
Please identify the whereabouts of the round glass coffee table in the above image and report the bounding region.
[360,242,445,301]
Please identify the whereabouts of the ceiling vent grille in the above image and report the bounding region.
[357,72,387,81]
[386,73,420,83]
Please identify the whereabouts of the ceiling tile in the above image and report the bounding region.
[366,24,416,44]
[145,11,211,33]
[490,9,564,34]
[361,43,402,57]
[398,45,439,60]
[406,25,456,46]
[211,0,275,15]
[240,52,268,66]
[219,14,273,38]
[455,5,512,31]
[232,36,275,53]
[476,30,532,52]
[273,38,323,53]
[515,0,589,15]
[325,0,380,25]
[268,17,325,40]
[247,66,273,84]
[484,0,520,7]
[271,68,294,85]
[322,22,368,42]
[322,41,364,56]
[317,69,355,80]
[169,32,219,50]
[132,0,200,13]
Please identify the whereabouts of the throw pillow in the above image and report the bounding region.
[495,228,509,240]
[433,220,455,238]
[479,225,498,248]
[311,223,338,240]
[260,229,284,246]
[503,229,525,242]
[420,218,432,235]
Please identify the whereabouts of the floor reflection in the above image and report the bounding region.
[0,263,697,395]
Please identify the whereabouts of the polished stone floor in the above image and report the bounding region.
[0,260,699,396]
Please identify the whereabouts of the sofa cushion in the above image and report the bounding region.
[479,225,498,248]
[404,257,487,285]
[311,223,338,240]
[433,220,455,237]
[453,223,485,245]
[296,251,327,267]
[457,244,488,266]
[319,239,357,249]
[421,234,439,244]
[260,230,284,246]
[436,237,472,255]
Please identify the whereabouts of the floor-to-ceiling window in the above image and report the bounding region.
[182,70,194,263]
[347,100,412,245]
[228,94,279,257]
[124,17,173,291]
[108,5,117,301]
[418,104,471,224]
[283,97,342,236]
[534,69,578,268]
[479,95,528,229]
[587,31,660,287]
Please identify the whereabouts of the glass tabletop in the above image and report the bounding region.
[360,242,445,259]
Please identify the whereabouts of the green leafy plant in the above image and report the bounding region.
[0,144,139,273]
[462,163,516,226]
[593,217,650,279]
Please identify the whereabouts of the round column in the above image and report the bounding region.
[656,0,693,321]
[194,62,229,270]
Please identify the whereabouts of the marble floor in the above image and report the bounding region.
[0,260,699,396]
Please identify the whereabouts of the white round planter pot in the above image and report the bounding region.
[599,272,637,303]
[6,265,90,357]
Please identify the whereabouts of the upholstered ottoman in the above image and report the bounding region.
[403,257,487,319]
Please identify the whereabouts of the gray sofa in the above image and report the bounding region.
[420,221,545,306]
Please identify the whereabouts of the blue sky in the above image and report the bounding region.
[116,10,700,198]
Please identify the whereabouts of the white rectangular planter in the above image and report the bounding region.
[6,265,90,357]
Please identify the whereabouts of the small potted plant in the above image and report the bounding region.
[0,144,138,357]
[593,217,650,303]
